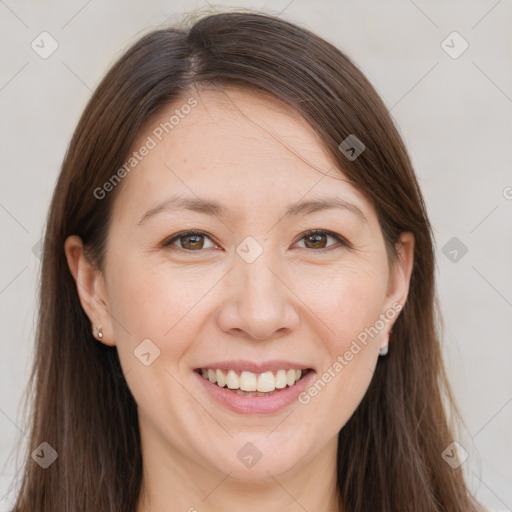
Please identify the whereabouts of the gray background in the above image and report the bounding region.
[0,1,511,510]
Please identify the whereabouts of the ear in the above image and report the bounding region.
[64,235,115,347]
[381,231,415,346]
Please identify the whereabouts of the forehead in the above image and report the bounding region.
[161,85,334,167]
[111,85,371,223]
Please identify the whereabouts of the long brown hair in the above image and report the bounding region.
[8,10,484,512]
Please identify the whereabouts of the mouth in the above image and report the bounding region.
[194,367,313,397]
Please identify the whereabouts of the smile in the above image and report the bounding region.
[194,362,315,414]
[197,368,310,396]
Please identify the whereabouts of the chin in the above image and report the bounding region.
[198,433,311,480]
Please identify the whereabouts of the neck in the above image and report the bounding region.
[135,429,342,512]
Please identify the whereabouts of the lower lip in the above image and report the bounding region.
[194,370,316,415]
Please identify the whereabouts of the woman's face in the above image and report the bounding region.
[67,86,413,485]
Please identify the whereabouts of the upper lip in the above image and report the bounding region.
[195,360,313,374]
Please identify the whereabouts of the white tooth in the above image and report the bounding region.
[257,371,276,392]
[226,370,240,389]
[275,370,287,388]
[295,369,302,382]
[216,369,226,387]
[286,369,296,386]
[208,369,217,383]
[239,371,257,392]
[201,368,208,378]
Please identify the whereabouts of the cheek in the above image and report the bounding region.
[298,261,388,427]
[105,257,210,421]
[109,264,171,332]
[297,266,385,431]
[105,248,234,370]
[294,257,389,350]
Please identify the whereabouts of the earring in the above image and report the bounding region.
[379,328,392,357]
[93,326,103,339]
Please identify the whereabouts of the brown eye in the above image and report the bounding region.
[304,232,328,249]
[296,230,347,250]
[163,230,216,251]
[180,234,204,250]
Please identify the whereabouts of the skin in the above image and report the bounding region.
[65,85,414,512]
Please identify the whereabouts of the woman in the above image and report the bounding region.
[9,10,486,512]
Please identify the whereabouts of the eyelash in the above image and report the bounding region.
[161,229,349,252]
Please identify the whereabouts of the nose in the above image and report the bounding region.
[215,251,300,341]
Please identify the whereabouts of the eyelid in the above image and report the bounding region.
[162,229,350,251]
[293,229,349,250]
[162,229,219,250]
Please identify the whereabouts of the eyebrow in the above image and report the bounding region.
[137,193,367,225]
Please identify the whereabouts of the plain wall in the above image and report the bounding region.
[1,1,511,510]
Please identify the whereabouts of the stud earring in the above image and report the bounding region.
[379,328,392,357]
[93,326,103,340]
